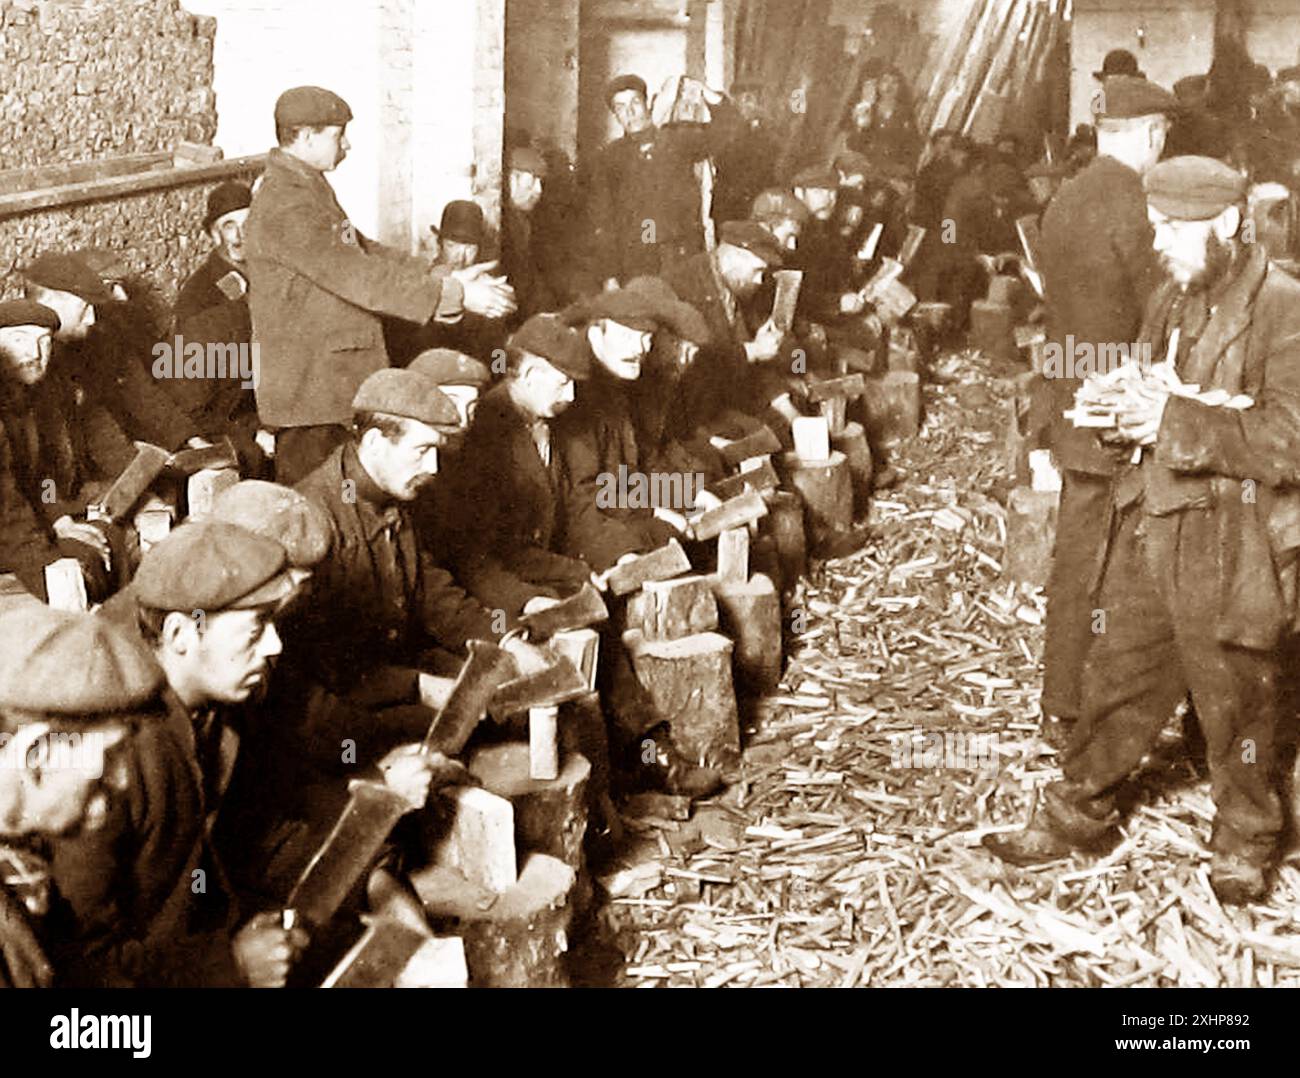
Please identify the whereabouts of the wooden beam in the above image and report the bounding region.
[0,154,266,219]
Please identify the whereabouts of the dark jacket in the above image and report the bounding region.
[429,381,590,616]
[167,251,257,436]
[1038,154,1159,474]
[45,688,245,988]
[294,443,509,698]
[589,108,740,284]
[245,148,463,428]
[552,370,674,572]
[502,206,557,322]
[1133,245,1300,651]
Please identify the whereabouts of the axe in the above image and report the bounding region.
[805,374,866,436]
[769,269,803,334]
[689,489,768,542]
[602,538,691,596]
[85,444,170,523]
[518,583,608,641]
[422,639,520,756]
[896,224,927,269]
[487,655,589,722]
[166,435,239,475]
[708,458,779,501]
[717,426,782,469]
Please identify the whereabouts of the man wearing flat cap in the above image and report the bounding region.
[164,181,266,473]
[0,605,160,987]
[291,367,547,725]
[0,298,124,602]
[1033,74,1175,745]
[590,73,741,286]
[990,157,1300,906]
[20,250,186,457]
[433,314,596,618]
[44,521,315,987]
[502,146,558,323]
[246,85,516,485]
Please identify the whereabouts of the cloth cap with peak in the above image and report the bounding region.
[408,348,491,388]
[606,74,648,103]
[274,86,353,128]
[1095,75,1177,119]
[1144,155,1247,221]
[623,276,712,345]
[0,605,161,713]
[133,521,298,613]
[507,147,548,179]
[751,189,811,225]
[718,220,785,266]
[0,299,59,332]
[508,314,591,380]
[24,252,113,306]
[352,368,462,429]
[208,480,332,569]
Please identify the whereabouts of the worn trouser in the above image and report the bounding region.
[1041,470,1112,720]
[1051,505,1284,862]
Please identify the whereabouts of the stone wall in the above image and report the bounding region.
[0,0,224,301]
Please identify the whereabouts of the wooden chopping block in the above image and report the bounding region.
[969,300,1017,363]
[713,573,782,696]
[778,450,853,546]
[428,785,517,894]
[557,691,610,814]
[765,490,807,585]
[886,325,922,374]
[637,575,718,640]
[862,371,921,446]
[411,853,576,988]
[186,467,239,519]
[621,629,740,768]
[831,421,873,519]
[467,742,591,878]
[716,527,749,585]
[1004,486,1059,587]
[750,534,784,594]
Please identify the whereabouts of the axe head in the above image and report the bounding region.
[88,443,170,523]
[806,373,866,404]
[719,426,782,468]
[488,656,589,721]
[423,640,519,756]
[606,538,692,596]
[519,583,608,640]
[691,489,768,541]
[166,436,240,475]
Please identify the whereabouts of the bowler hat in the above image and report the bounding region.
[204,181,252,232]
[435,200,484,246]
[1093,49,1143,81]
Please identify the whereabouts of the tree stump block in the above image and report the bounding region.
[1004,486,1059,587]
[427,785,517,893]
[557,691,610,813]
[969,300,1016,362]
[831,421,873,518]
[411,853,576,987]
[621,629,741,767]
[714,573,782,695]
[778,450,853,545]
[765,490,807,586]
[467,742,591,877]
[863,371,921,446]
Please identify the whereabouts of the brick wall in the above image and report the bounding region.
[0,0,227,301]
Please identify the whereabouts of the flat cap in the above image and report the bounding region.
[509,314,591,380]
[435,200,484,246]
[0,605,160,714]
[134,521,296,613]
[834,151,872,178]
[274,85,353,129]
[209,480,332,569]
[1144,155,1247,221]
[792,165,840,190]
[507,146,548,179]
[751,188,811,224]
[623,276,711,346]
[1094,48,1143,81]
[718,220,785,266]
[0,300,59,333]
[606,74,648,102]
[24,252,113,306]
[352,368,462,429]
[1096,75,1177,120]
[204,181,252,232]
[566,288,661,333]
[78,247,131,284]
[409,348,491,388]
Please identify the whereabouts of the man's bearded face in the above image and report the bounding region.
[0,326,52,386]
[1150,208,1235,289]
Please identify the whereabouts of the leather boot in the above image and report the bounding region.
[1209,850,1268,906]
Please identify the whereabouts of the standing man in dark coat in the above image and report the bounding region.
[1034,76,1175,743]
[989,157,1300,905]
[589,74,739,287]
[502,147,558,323]
[245,86,515,484]
[712,79,779,223]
